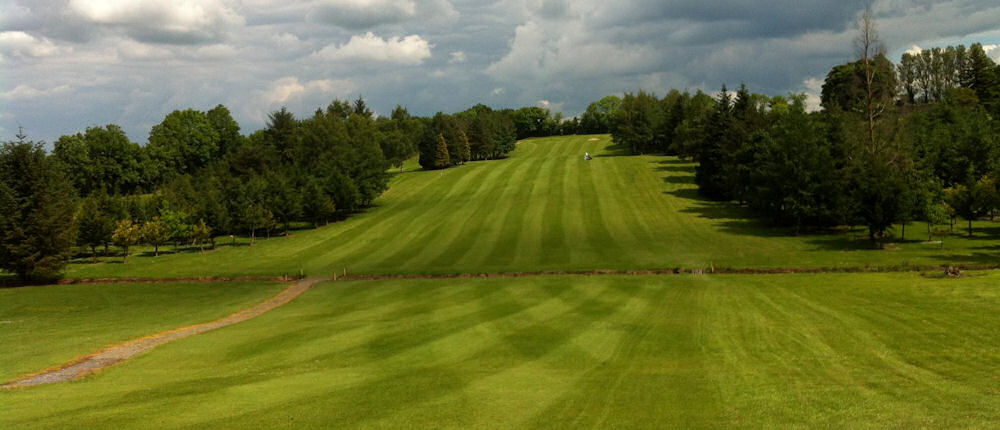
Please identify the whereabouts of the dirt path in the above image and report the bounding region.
[2,277,325,389]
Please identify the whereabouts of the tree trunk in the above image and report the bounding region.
[901,223,905,241]
[250,228,256,246]
[122,247,128,263]
[103,242,109,256]
[968,219,973,237]
[927,223,932,242]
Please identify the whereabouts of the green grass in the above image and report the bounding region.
[63,134,1000,279]
[3,273,998,428]
[0,281,286,382]
[7,134,1000,428]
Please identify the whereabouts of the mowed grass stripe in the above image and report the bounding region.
[600,154,657,263]
[64,134,1000,278]
[354,164,498,265]
[578,151,628,267]
[421,155,523,269]
[282,157,494,274]
[459,141,552,269]
[4,273,1000,428]
[484,140,552,268]
[515,140,563,267]
[540,143,569,265]
[528,281,719,428]
[364,160,497,271]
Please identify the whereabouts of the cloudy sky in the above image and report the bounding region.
[2,0,1000,145]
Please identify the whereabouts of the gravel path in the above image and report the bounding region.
[2,277,324,389]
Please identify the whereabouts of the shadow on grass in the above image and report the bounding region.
[654,161,1000,260]
[663,187,793,239]
[595,143,630,157]
[924,251,1000,266]
[955,225,1000,240]
[654,160,697,183]
[651,159,696,172]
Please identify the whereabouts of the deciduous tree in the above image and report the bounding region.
[112,219,141,263]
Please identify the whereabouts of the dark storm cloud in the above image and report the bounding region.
[0,0,98,43]
[592,0,860,39]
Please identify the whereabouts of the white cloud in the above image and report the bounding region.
[314,32,432,65]
[116,39,173,60]
[0,31,62,58]
[449,51,467,64]
[2,84,72,101]
[492,88,505,96]
[537,99,565,112]
[984,44,1000,62]
[803,77,823,92]
[259,77,355,106]
[905,44,922,56]
[802,77,824,112]
[486,20,658,83]
[68,0,244,44]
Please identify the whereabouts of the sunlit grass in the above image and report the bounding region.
[64,135,1000,279]
[3,273,998,428]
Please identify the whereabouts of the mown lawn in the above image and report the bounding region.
[3,273,998,428]
[0,281,286,383]
[63,134,1000,279]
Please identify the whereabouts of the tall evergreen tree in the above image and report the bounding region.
[265,107,299,163]
[0,139,78,281]
[434,133,451,169]
[963,43,1000,115]
[695,85,735,200]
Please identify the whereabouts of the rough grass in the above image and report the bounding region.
[0,281,286,383]
[3,273,998,428]
[64,135,1000,279]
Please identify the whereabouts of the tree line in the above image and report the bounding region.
[606,41,1000,241]
[0,98,572,281]
[416,104,585,169]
